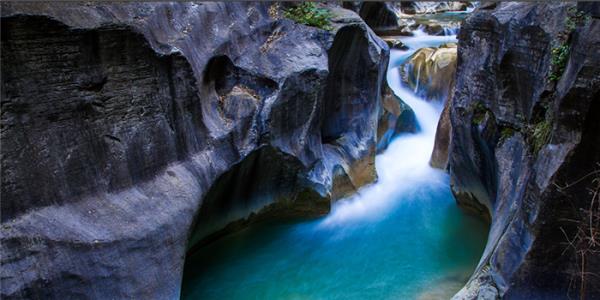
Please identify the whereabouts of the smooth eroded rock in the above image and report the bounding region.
[401,43,457,101]
[0,3,389,299]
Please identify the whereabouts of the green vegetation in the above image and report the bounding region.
[548,8,590,82]
[566,7,590,31]
[531,119,551,153]
[500,127,515,141]
[549,44,570,81]
[284,2,333,30]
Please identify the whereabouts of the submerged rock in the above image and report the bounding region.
[401,43,457,101]
[383,38,409,50]
[445,2,600,299]
[0,3,388,299]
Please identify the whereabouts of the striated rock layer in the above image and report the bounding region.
[0,2,388,299]
[441,2,600,299]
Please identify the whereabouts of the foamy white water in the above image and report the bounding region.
[321,32,457,227]
[398,29,458,49]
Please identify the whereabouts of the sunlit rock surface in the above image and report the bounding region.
[444,2,600,299]
[401,43,457,101]
[430,86,453,169]
[0,3,388,298]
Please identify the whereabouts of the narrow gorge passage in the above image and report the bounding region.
[3,3,599,299]
[181,22,489,300]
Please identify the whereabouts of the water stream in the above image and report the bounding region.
[182,19,488,300]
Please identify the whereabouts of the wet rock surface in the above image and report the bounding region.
[0,3,388,299]
[442,2,600,299]
[377,82,418,152]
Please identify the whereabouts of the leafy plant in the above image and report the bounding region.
[284,2,333,30]
[549,44,570,82]
[548,7,589,82]
[566,7,589,31]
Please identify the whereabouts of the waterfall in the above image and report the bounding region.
[443,26,459,36]
[321,30,457,226]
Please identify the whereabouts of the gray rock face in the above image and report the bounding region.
[357,2,401,29]
[0,2,388,299]
[445,2,600,299]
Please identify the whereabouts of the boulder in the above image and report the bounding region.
[401,43,457,101]
[358,2,400,29]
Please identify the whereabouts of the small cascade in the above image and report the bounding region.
[411,2,439,14]
[397,29,457,49]
[322,22,455,226]
[443,26,459,36]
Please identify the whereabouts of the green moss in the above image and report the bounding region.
[284,2,333,30]
[531,119,552,153]
[500,127,515,141]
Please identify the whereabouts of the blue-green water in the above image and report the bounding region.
[181,28,489,300]
[182,182,487,299]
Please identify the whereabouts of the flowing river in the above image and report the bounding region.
[182,18,488,300]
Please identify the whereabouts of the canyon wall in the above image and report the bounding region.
[441,2,600,299]
[0,2,388,298]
